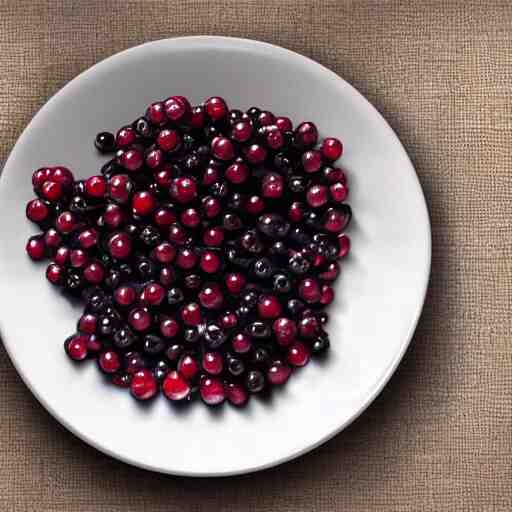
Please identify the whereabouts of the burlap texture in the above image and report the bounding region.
[0,1,510,510]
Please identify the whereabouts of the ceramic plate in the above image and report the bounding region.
[0,37,430,476]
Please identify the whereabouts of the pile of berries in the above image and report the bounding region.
[25,95,351,407]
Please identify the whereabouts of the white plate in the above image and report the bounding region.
[0,37,430,476]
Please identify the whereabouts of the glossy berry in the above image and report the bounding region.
[200,251,221,273]
[26,236,46,260]
[130,369,157,400]
[226,383,248,406]
[200,377,225,405]
[85,175,107,198]
[108,232,132,259]
[225,162,249,184]
[132,191,156,216]
[95,131,115,153]
[337,234,351,258]
[65,335,88,361]
[181,302,202,326]
[203,352,223,375]
[119,149,143,172]
[321,137,343,161]
[273,317,297,345]
[26,199,49,223]
[302,150,322,173]
[211,136,235,160]
[298,278,321,303]
[231,120,252,142]
[170,177,197,204]
[128,307,152,332]
[261,173,284,199]
[267,360,292,385]
[205,97,228,121]
[199,283,223,310]
[287,342,310,367]
[98,350,121,374]
[163,371,191,401]
[306,184,328,207]
[257,295,282,319]
[41,180,63,202]
[232,333,251,353]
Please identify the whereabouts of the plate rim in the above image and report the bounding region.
[0,35,431,477]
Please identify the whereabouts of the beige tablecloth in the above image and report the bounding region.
[0,1,510,511]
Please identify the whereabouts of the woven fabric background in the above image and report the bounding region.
[0,1,511,510]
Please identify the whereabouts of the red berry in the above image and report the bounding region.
[273,318,297,346]
[202,352,223,375]
[337,234,351,257]
[132,191,156,216]
[211,136,235,160]
[163,371,191,401]
[26,199,49,223]
[145,148,163,169]
[306,184,328,207]
[320,285,334,305]
[200,377,225,405]
[288,201,304,222]
[244,144,267,164]
[266,126,284,149]
[83,261,105,284]
[200,251,221,273]
[202,196,221,218]
[78,228,98,249]
[245,195,265,214]
[258,295,282,319]
[226,382,248,406]
[130,369,157,400]
[114,285,136,306]
[319,262,340,281]
[44,228,62,249]
[157,128,180,152]
[181,302,202,326]
[287,342,310,367]
[267,360,292,385]
[299,316,319,338]
[103,203,125,229]
[128,307,152,332]
[153,242,176,264]
[190,105,206,128]
[275,116,292,132]
[140,282,165,306]
[180,208,201,228]
[231,120,253,142]
[51,166,74,188]
[321,137,343,161]
[261,172,284,199]
[78,314,97,334]
[145,101,166,125]
[108,174,132,203]
[26,236,46,260]
[116,126,136,148]
[54,246,70,266]
[225,272,245,294]
[55,211,77,234]
[108,232,132,259]
[65,335,88,361]
[32,167,53,189]
[203,227,224,246]
[46,263,64,284]
[199,283,223,310]
[225,162,249,184]
[232,333,251,354]
[324,208,350,233]
[41,180,63,201]
[330,182,348,202]
[98,351,121,373]
[120,149,143,172]
[302,150,322,173]
[170,177,197,204]
[163,96,190,122]
[85,175,107,198]
[70,249,88,268]
[178,354,199,380]
[160,317,179,338]
[176,248,198,269]
[294,122,318,148]
[205,96,228,120]
[298,278,321,303]
[154,207,176,227]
